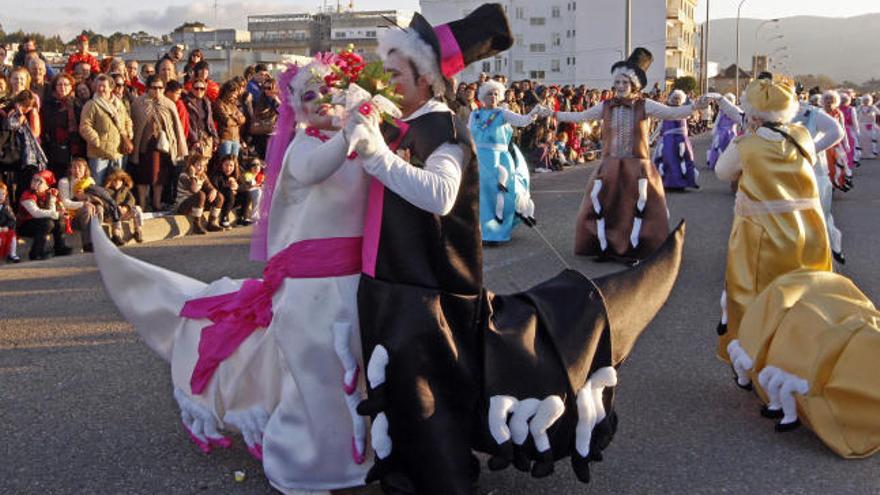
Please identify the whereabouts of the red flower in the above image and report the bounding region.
[359,102,374,116]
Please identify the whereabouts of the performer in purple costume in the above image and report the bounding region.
[707,93,739,170]
[653,90,698,190]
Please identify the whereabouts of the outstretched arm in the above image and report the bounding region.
[499,108,538,128]
[556,102,604,123]
[645,99,699,120]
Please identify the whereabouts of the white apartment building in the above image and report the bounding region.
[419,0,697,88]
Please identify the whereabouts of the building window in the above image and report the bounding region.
[514,60,524,73]
[530,17,545,26]
[552,33,561,46]
[552,6,560,18]
[551,60,560,72]
[336,32,346,39]
[572,56,576,65]
[573,1,576,10]
[516,36,524,47]
[365,30,376,38]
[515,7,524,19]
[482,61,491,72]
[529,43,546,53]
[529,70,545,80]
[495,58,502,72]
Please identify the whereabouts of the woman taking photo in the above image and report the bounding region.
[131,75,187,211]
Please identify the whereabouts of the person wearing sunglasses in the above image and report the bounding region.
[183,78,218,154]
[183,60,219,102]
[249,78,279,159]
[130,75,188,211]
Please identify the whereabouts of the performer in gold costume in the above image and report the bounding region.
[714,77,832,362]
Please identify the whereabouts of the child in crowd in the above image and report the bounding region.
[174,154,224,235]
[0,181,21,263]
[239,157,264,224]
[104,169,144,244]
[210,154,249,229]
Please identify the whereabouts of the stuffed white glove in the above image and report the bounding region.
[345,102,388,158]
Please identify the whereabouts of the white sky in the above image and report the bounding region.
[3,0,879,41]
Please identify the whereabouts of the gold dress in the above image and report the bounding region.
[717,125,832,361]
[737,269,880,458]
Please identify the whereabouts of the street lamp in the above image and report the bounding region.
[735,0,748,101]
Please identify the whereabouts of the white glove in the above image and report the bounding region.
[346,105,388,159]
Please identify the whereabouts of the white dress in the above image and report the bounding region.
[93,128,372,493]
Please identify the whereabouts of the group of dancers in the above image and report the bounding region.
[89,3,878,494]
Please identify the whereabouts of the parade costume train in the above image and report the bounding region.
[652,90,699,190]
[553,48,704,262]
[469,79,538,243]
[94,58,374,494]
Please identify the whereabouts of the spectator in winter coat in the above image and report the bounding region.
[57,158,104,252]
[0,181,21,263]
[79,74,134,185]
[184,78,218,151]
[103,169,144,244]
[41,74,83,179]
[174,154,223,234]
[182,61,219,102]
[213,81,247,159]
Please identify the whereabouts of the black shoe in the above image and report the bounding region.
[760,406,784,419]
[482,240,503,248]
[29,250,52,261]
[54,245,73,257]
[570,453,591,483]
[82,243,94,253]
[111,235,126,246]
[487,441,513,471]
[512,443,531,473]
[716,322,728,336]
[237,218,254,227]
[6,254,21,263]
[775,419,801,432]
[530,449,555,478]
[832,251,846,265]
[134,230,144,243]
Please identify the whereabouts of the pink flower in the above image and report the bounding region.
[359,102,374,116]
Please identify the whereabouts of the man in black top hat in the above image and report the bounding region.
[344,7,688,495]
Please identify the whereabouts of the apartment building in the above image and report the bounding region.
[420,0,697,88]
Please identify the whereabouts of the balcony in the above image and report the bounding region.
[666,36,685,50]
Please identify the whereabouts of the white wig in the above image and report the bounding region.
[809,94,822,106]
[378,28,447,97]
[667,89,686,105]
[840,92,852,105]
[287,60,332,115]
[723,93,736,103]
[823,90,841,107]
[861,94,873,106]
[740,90,799,124]
[611,66,641,90]
[478,79,506,103]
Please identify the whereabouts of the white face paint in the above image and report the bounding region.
[292,79,337,131]
[613,74,633,98]
[668,92,685,107]
[483,90,502,109]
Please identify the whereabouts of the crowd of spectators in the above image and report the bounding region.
[449,73,712,172]
[0,37,276,263]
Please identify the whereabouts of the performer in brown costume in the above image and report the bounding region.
[547,48,707,262]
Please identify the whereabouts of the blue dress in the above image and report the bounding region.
[653,119,698,189]
[470,108,533,242]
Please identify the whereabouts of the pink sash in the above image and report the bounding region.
[182,236,363,394]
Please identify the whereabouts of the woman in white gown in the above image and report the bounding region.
[92,56,372,494]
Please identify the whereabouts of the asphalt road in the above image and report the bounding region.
[2,135,879,494]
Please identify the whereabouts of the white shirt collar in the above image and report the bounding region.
[403,99,451,122]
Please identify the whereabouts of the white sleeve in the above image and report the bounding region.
[812,109,845,153]
[556,102,603,123]
[22,199,59,219]
[849,109,860,139]
[715,142,742,182]
[716,97,746,126]
[362,142,464,216]
[58,179,85,210]
[646,100,697,120]
[499,108,535,128]
[288,133,350,186]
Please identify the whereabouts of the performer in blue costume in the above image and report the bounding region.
[652,90,698,190]
[707,93,738,170]
[469,79,539,244]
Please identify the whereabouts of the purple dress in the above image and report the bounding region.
[654,119,698,189]
[707,113,737,170]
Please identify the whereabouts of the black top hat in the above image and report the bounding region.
[611,47,653,89]
[408,3,513,82]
